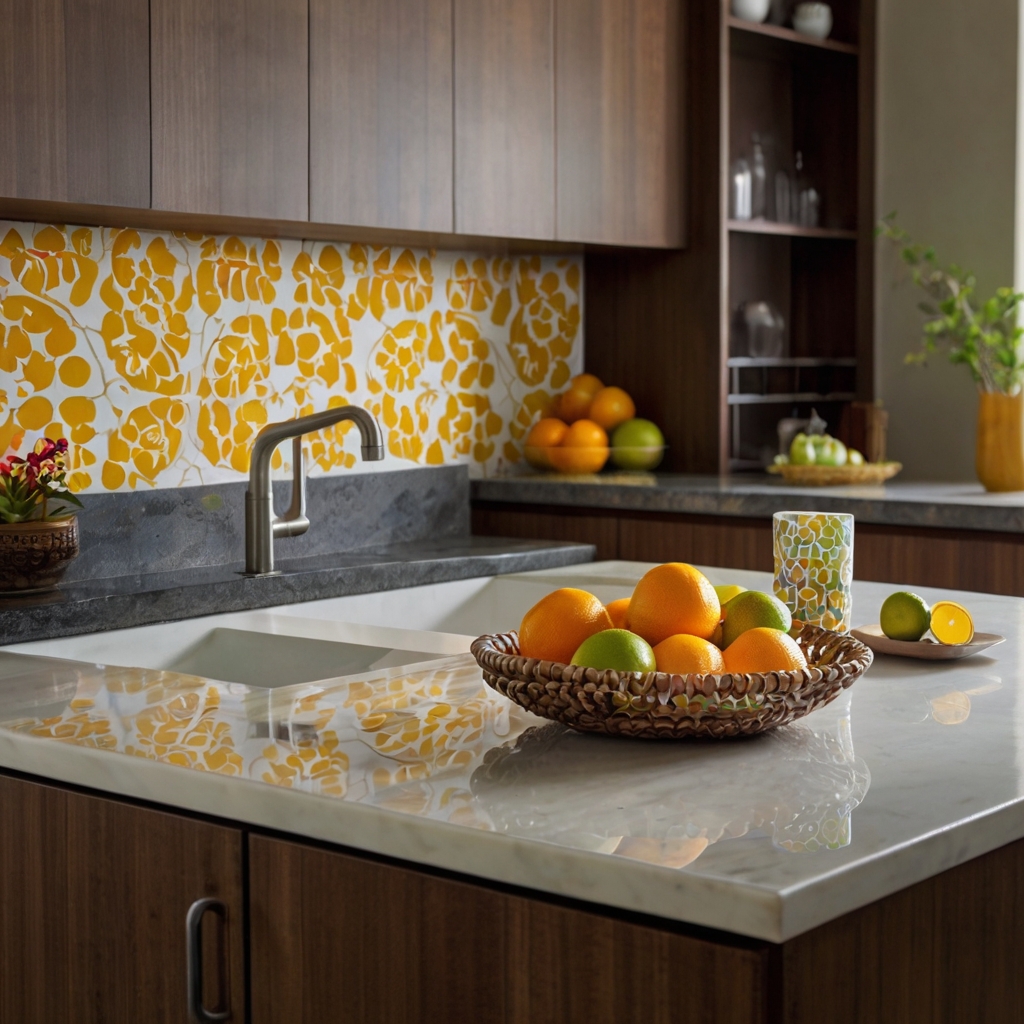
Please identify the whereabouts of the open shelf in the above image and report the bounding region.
[728,220,857,240]
[727,17,859,57]
[727,356,857,368]
[727,391,857,405]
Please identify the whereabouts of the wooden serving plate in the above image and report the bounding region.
[851,624,1006,661]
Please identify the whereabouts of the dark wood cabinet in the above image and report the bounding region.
[454,0,556,240]
[555,0,685,247]
[0,773,245,1024]
[310,0,453,233]
[150,0,308,220]
[248,833,767,1024]
[0,0,150,207]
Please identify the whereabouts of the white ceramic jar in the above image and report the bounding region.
[793,2,833,39]
[731,0,771,24]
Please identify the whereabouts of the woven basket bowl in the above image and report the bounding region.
[471,622,872,740]
[767,462,902,486]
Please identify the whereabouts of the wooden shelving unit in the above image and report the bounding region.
[583,0,875,475]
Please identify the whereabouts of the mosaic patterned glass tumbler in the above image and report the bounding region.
[773,511,854,633]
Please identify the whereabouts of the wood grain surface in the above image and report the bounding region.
[310,0,453,232]
[555,0,684,246]
[151,0,308,219]
[0,772,244,1024]
[472,499,1024,597]
[0,0,150,207]
[249,833,769,1024]
[454,0,555,239]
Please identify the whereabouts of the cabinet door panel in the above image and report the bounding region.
[310,0,453,232]
[151,0,308,220]
[556,0,684,246]
[454,0,555,239]
[249,834,768,1024]
[0,774,245,1024]
[0,0,149,206]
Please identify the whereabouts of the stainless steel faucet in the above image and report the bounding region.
[244,406,384,575]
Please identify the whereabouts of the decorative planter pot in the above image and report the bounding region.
[0,517,80,595]
[976,391,1024,492]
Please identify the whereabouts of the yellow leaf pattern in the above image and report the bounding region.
[0,221,583,490]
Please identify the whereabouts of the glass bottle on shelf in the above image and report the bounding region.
[774,168,793,223]
[751,135,767,220]
[731,157,752,220]
[793,151,821,228]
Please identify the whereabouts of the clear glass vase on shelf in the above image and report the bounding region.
[731,158,752,220]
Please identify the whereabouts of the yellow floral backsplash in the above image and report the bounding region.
[0,221,583,491]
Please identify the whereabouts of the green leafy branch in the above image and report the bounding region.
[877,214,1024,394]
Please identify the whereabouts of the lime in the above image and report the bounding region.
[714,584,747,605]
[930,601,974,645]
[610,419,665,470]
[571,629,657,672]
[720,591,792,648]
[879,591,931,641]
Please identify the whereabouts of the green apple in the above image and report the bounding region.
[789,433,816,465]
[848,448,864,466]
[817,437,848,467]
[611,419,665,470]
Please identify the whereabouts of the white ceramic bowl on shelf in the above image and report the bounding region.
[793,2,833,39]
[731,0,771,23]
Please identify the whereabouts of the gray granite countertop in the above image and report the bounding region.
[471,474,1024,533]
[0,536,594,645]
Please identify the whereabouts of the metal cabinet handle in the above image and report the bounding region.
[186,898,231,1023]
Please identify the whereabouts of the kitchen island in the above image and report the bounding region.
[2,561,1023,1022]
[473,473,1024,597]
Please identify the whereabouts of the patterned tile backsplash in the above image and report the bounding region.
[0,222,583,491]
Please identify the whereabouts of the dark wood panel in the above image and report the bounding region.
[64,0,150,207]
[151,0,308,219]
[618,511,773,571]
[0,772,244,1024]
[783,833,1024,1024]
[249,834,769,1024]
[472,501,1024,597]
[584,0,724,472]
[472,502,620,559]
[555,0,684,247]
[454,0,555,238]
[310,0,453,232]
[0,0,68,200]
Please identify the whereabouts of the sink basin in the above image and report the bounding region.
[163,627,444,688]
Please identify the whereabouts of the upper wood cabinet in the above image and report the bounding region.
[150,0,308,221]
[310,0,454,233]
[454,0,556,239]
[0,0,150,208]
[556,0,685,246]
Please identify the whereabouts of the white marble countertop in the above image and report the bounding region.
[1,563,1023,943]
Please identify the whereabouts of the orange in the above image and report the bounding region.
[589,386,636,432]
[549,419,610,474]
[518,588,614,664]
[605,597,631,629]
[628,563,721,645]
[560,373,605,422]
[546,392,564,420]
[722,627,807,674]
[524,417,569,468]
[653,634,726,675]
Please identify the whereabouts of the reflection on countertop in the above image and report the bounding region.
[0,650,866,869]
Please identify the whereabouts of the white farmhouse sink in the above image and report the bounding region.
[1,561,757,690]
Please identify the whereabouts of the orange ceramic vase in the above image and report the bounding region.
[976,391,1024,492]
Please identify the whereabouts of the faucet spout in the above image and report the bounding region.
[244,406,384,576]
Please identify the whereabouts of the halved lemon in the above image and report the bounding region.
[930,601,975,645]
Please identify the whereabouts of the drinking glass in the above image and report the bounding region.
[773,511,854,633]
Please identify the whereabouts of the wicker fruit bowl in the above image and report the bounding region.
[471,622,872,740]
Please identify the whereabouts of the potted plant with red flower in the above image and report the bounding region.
[0,436,83,594]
